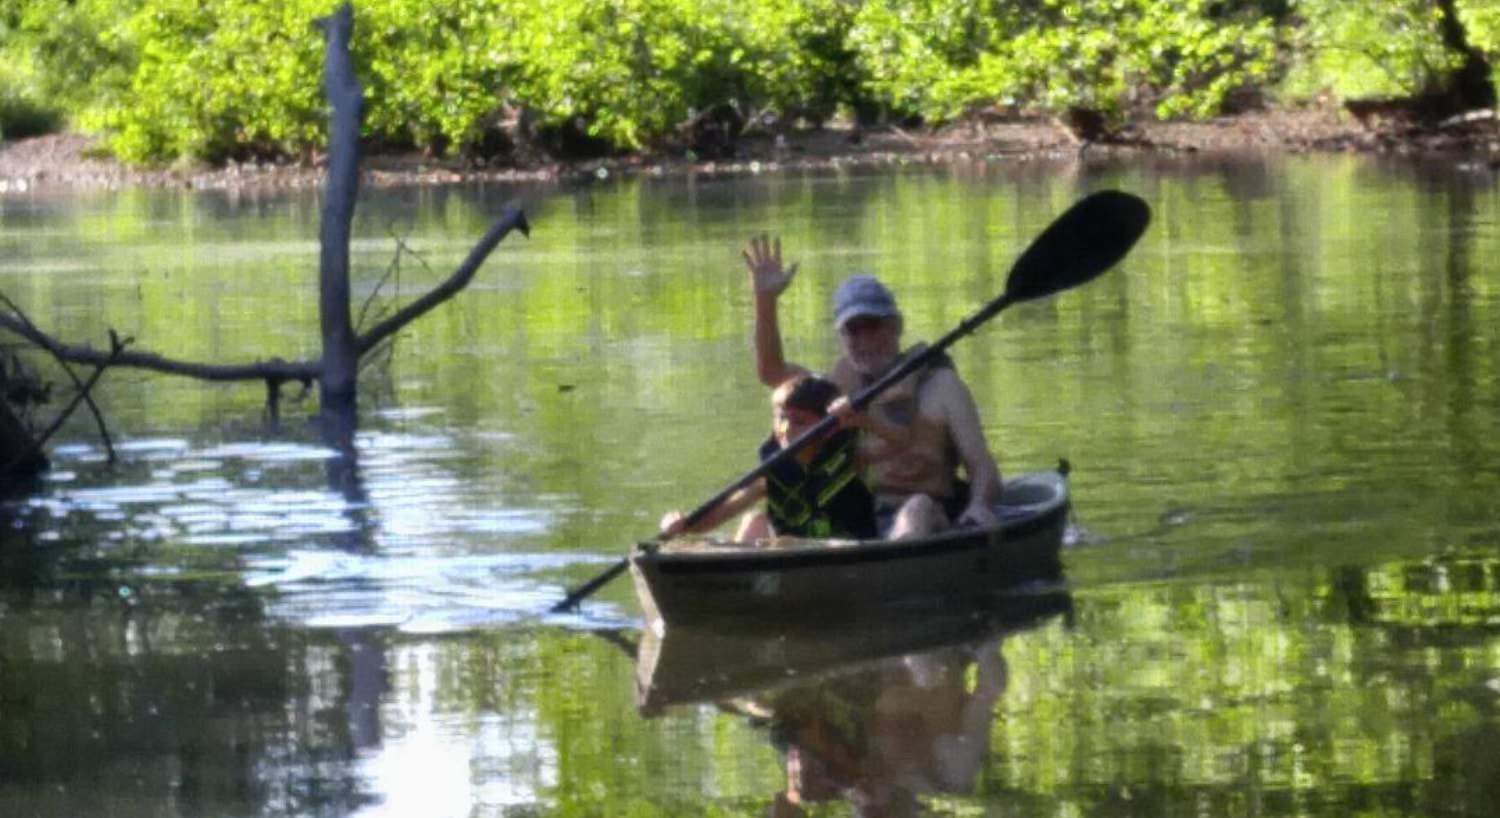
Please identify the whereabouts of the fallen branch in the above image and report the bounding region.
[2,330,132,476]
[30,331,133,451]
[0,207,524,393]
[1,294,117,462]
[0,313,319,381]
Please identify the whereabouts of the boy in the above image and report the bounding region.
[660,375,879,542]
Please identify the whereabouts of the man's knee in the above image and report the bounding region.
[888,494,948,540]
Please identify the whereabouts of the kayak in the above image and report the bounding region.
[634,588,1073,714]
[629,466,1070,632]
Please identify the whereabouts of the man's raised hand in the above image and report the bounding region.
[742,234,799,297]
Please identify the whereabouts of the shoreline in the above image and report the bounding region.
[3,109,1498,193]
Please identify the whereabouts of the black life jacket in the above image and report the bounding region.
[759,428,877,540]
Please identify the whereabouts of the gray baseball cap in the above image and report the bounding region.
[832,274,900,329]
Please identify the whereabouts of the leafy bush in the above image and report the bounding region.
[737,0,871,126]
[3,0,1492,163]
[75,0,878,160]
[80,0,329,162]
[1,0,126,139]
[488,0,738,151]
[1279,0,1461,102]
[1458,0,1500,89]
[353,0,520,155]
[849,0,1278,125]
[846,0,1002,121]
[0,58,62,141]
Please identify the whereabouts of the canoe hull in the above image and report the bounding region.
[630,470,1069,630]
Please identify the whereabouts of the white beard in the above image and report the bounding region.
[850,349,897,378]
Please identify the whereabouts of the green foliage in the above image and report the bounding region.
[1280,0,1461,101]
[2,0,1492,161]
[72,0,528,161]
[0,60,61,141]
[82,0,331,162]
[849,0,1279,124]
[66,0,878,160]
[491,0,741,150]
[1459,0,1500,89]
[732,0,870,125]
[846,0,1003,120]
[489,0,864,149]
[1465,0,1500,51]
[0,0,126,137]
[350,0,519,154]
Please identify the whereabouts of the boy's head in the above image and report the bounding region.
[772,375,840,448]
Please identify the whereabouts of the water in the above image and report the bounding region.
[1,155,1498,816]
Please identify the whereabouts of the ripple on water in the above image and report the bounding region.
[246,550,589,632]
[24,432,577,629]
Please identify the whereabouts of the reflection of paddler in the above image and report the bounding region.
[762,637,1009,817]
[767,679,872,812]
[867,639,1008,795]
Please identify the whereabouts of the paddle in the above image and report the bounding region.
[551,189,1151,613]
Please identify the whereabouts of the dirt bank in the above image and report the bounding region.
[2,108,1497,193]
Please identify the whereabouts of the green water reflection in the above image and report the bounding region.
[1,155,1498,815]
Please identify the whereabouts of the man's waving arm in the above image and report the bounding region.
[742,234,809,387]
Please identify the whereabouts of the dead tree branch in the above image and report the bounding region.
[2,331,131,476]
[30,331,133,452]
[357,206,530,356]
[0,313,319,381]
[355,227,409,334]
[1,294,117,462]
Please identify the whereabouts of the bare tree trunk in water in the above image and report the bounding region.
[316,3,363,452]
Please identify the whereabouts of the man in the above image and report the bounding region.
[741,235,1002,539]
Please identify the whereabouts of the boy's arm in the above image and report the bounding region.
[660,479,768,538]
[743,235,809,387]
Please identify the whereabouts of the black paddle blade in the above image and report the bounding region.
[1004,190,1151,304]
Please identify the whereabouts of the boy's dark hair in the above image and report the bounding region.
[778,375,841,416]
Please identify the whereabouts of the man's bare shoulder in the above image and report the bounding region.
[914,365,975,418]
[922,365,973,397]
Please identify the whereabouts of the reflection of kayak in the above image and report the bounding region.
[635,589,1072,715]
[630,469,1070,631]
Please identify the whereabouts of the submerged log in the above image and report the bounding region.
[0,330,131,487]
[0,397,47,488]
